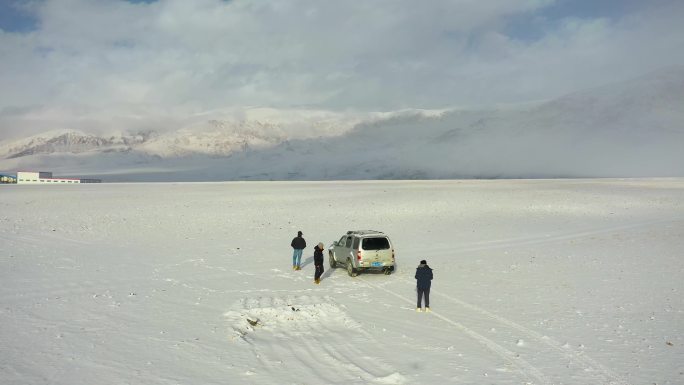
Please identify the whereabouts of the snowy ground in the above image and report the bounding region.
[1,179,683,385]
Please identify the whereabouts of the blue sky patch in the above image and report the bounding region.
[503,0,652,42]
[0,1,39,33]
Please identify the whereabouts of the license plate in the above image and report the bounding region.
[371,262,383,267]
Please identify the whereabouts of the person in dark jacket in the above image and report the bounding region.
[291,231,306,270]
[313,242,325,284]
[415,259,433,312]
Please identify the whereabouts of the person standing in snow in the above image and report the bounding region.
[291,231,306,270]
[313,242,325,284]
[415,259,433,312]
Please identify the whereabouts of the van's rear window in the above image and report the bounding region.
[362,237,390,250]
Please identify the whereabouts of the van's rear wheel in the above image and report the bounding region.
[346,258,358,277]
[329,252,337,268]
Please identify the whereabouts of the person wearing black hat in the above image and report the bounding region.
[415,259,433,312]
[291,231,306,270]
[313,242,325,284]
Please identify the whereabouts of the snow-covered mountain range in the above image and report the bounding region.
[0,108,367,160]
[1,68,683,181]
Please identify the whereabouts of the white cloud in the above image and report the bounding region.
[0,0,683,138]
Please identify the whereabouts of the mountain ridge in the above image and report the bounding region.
[1,67,682,180]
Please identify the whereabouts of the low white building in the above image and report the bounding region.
[17,171,82,184]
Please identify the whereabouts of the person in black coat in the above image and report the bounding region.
[313,242,325,284]
[415,259,433,312]
[291,231,306,270]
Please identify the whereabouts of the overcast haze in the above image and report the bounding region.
[1,0,684,139]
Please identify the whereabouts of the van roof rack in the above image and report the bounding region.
[346,230,384,235]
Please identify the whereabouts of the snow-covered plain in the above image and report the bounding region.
[1,179,683,385]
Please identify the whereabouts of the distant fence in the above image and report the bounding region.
[1,173,101,184]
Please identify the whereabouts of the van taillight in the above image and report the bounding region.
[392,250,395,260]
[357,250,362,260]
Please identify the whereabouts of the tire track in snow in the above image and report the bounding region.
[412,220,680,384]
[437,217,684,255]
[359,277,549,385]
[0,231,94,246]
[424,283,628,385]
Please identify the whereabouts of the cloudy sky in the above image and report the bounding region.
[1,0,683,138]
